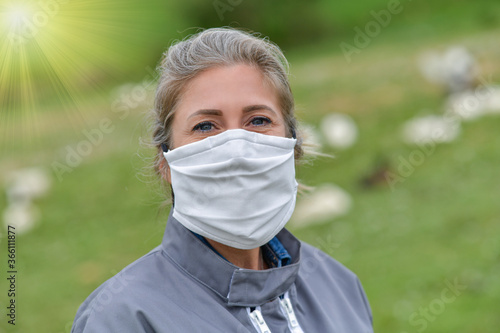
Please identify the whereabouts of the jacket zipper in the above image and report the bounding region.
[248,306,271,333]
[247,292,305,333]
[279,292,305,333]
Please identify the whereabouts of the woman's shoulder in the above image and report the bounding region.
[71,245,179,332]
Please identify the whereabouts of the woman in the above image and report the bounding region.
[72,27,373,333]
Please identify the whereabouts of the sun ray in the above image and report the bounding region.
[0,0,172,152]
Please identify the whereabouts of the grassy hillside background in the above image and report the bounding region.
[1,0,499,332]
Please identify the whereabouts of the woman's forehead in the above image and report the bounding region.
[175,64,282,120]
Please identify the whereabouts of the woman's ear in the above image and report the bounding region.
[159,158,171,184]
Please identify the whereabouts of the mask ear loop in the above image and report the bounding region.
[291,128,296,139]
[160,143,174,205]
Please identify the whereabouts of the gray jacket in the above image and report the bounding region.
[71,211,373,332]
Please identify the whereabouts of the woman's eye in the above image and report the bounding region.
[193,121,214,132]
[250,117,271,126]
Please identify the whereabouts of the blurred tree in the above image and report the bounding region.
[178,0,336,49]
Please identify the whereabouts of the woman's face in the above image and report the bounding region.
[170,64,287,149]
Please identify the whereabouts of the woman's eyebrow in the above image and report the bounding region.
[243,105,277,116]
[188,105,277,120]
[188,109,222,119]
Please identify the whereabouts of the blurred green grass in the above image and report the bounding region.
[1,3,500,332]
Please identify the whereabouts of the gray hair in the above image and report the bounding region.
[151,27,304,183]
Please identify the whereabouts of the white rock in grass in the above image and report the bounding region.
[5,167,51,203]
[3,201,39,235]
[3,167,50,235]
[290,184,352,227]
[320,113,358,149]
[481,86,500,114]
[418,46,478,93]
[442,47,478,93]
[445,86,500,121]
[402,115,460,144]
[446,91,487,121]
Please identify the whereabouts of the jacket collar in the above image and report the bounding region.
[161,210,301,307]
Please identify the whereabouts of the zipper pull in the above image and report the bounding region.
[281,297,299,328]
[279,293,305,333]
[248,307,272,333]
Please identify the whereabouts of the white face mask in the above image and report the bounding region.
[163,129,298,250]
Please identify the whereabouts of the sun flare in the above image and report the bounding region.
[6,6,30,27]
[7,8,26,26]
[0,0,167,149]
